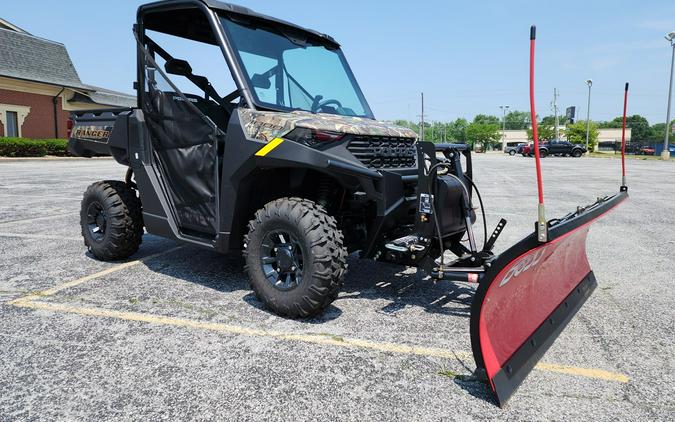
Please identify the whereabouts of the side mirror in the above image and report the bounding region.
[165,58,193,77]
[251,73,271,89]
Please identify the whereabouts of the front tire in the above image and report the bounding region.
[539,149,548,158]
[80,181,144,261]
[509,150,516,156]
[572,149,583,157]
[244,198,347,318]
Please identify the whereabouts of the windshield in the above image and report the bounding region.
[220,16,374,118]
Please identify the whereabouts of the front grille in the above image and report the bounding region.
[347,136,417,169]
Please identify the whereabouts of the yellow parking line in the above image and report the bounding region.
[8,246,183,305]
[535,363,629,383]
[5,240,629,385]
[10,299,629,384]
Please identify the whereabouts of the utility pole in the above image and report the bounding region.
[585,80,593,154]
[552,88,560,139]
[418,92,425,142]
[663,32,675,160]
[499,105,509,149]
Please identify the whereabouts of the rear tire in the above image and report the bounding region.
[244,198,347,318]
[509,150,516,156]
[80,181,144,261]
[539,149,548,158]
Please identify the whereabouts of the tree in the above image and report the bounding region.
[541,115,568,126]
[473,114,500,125]
[504,110,531,130]
[649,123,666,141]
[447,118,469,143]
[608,115,650,141]
[565,120,599,151]
[465,123,501,149]
[526,125,558,142]
[597,120,621,129]
[647,120,675,141]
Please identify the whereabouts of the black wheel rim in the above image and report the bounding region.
[260,230,304,291]
[86,201,107,242]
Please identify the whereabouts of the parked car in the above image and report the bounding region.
[522,140,586,157]
[521,142,535,156]
[504,143,525,156]
[516,143,527,155]
[541,140,587,157]
[639,146,655,155]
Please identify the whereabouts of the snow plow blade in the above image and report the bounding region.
[470,191,628,407]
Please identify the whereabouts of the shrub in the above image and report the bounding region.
[0,138,68,157]
[41,139,69,156]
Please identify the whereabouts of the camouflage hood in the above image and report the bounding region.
[239,109,417,142]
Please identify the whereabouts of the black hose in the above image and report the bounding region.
[464,175,487,250]
[426,163,449,271]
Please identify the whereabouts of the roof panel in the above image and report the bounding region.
[0,27,86,89]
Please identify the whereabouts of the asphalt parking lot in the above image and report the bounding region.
[0,154,673,421]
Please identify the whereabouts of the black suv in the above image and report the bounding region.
[540,140,586,157]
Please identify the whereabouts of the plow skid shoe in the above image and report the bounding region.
[470,191,627,406]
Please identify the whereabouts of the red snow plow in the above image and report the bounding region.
[469,192,626,405]
[461,26,630,405]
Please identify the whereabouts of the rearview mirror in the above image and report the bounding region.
[251,73,271,89]
[165,59,193,77]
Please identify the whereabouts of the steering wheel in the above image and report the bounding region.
[312,98,343,113]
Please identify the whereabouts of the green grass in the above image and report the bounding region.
[437,369,460,379]
[590,152,674,161]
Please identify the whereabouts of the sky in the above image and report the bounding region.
[3,0,675,125]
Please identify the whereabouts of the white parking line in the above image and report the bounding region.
[0,233,81,241]
[0,212,73,226]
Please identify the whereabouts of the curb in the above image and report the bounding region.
[0,156,113,163]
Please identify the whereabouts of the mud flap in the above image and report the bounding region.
[470,191,628,406]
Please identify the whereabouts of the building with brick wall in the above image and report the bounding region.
[0,18,134,139]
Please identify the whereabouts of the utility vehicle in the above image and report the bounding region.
[68,1,628,406]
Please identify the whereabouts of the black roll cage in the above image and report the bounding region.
[142,35,238,109]
[136,0,256,113]
[136,0,373,119]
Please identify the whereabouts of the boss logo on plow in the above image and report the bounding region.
[498,247,549,288]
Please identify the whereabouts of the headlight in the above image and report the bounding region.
[284,127,345,147]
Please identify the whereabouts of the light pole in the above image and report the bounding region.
[585,80,593,154]
[499,105,509,150]
[662,31,675,160]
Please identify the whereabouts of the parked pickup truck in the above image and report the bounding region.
[520,140,586,157]
[543,140,587,157]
